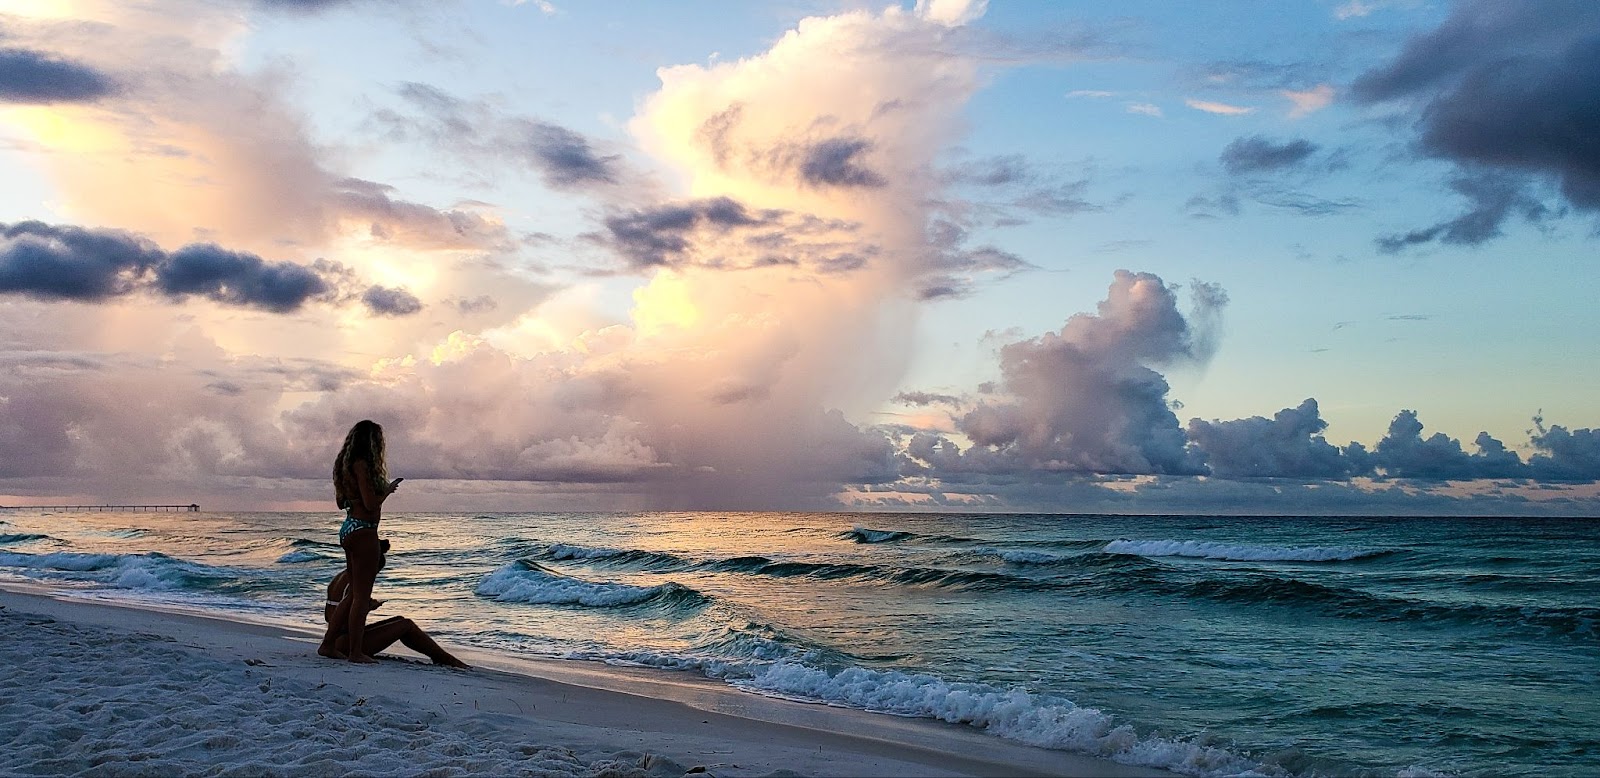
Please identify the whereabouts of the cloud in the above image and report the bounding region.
[937,154,1103,230]
[1185,99,1255,116]
[893,391,960,407]
[1527,415,1600,481]
[1376,172,1549,251]
[0,221,415,314]
[361,285,424,317]
[251,0,390,12]
[911,270,1224,477]
[915,0,988,27]
[943,155,1031,187]
[1,9,508,256]
[386,82,623,191]
[155,245,331,313]
[0,47,116,104]
[1067,90,1114,99]
[1369,409,1526,480]
[1187,399,1366,479]
[1354,0,1600,216]
[1220,136,1319,174]
[1125,102,1162,117]
[1281,84,1334,118]
[797,137,888,188]
[446,295,497,314]
[333,178,511,251]
[518,121,622,187]
[1334,1,1378,20]
[597,197,773,269]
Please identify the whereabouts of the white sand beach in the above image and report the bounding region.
[0,586,1170,778]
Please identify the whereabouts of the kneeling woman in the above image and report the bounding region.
[318,419,414,664]
[322,548,468,668]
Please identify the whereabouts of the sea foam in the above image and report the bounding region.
[1104,539,1381,562]
[0,550,234,591]
[733,660,1266,777]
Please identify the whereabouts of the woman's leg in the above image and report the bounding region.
[334,616,404,656]
[342,528,382,663]
[395,620,470,668]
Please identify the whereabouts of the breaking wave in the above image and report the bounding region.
[475,560,707,611]
[1104,539,1386,562]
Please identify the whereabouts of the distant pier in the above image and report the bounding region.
[0,504,200,513]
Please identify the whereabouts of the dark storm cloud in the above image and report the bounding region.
[386,82,625,191]
[1526,416,1600,482]
[797,137,887,188]
[1354,0,1600,221]
[1220,136,1318,174]
[0,222,163,300]
[1187,399,1366,479]
[1376,172,1549,252]
[1368,410,1527,480]
[0,221,417,314]
[361,285,423,317]
[155,245,329,313]
[0,48,116,104]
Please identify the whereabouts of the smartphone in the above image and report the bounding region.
[391,477,405,487]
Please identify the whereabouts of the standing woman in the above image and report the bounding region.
[318,419,402,663]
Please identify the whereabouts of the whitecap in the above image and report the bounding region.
[475,562,679,607]
[1103,539,1380,562]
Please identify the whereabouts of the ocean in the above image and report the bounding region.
[0,510,1595,777]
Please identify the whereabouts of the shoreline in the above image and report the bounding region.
[0,584,1170,777]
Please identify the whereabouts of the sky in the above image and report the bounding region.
[0,0,1597,514]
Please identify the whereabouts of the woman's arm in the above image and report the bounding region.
[350,459,389,512]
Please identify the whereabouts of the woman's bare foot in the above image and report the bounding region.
[348,653,378,664]
[317,643,346,659]
[435,654,470,669]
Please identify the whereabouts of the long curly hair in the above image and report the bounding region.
[333,419,388,510]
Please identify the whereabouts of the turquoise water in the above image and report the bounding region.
[1,510,1596,776]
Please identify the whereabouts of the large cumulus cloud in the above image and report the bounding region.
[1187,398,1365,479]
[904,270,1225,478]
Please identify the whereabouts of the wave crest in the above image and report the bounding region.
[0,550,237,591]
[475,560,705,610]
[1105,539,1383,562]
[734,661,1263,777]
